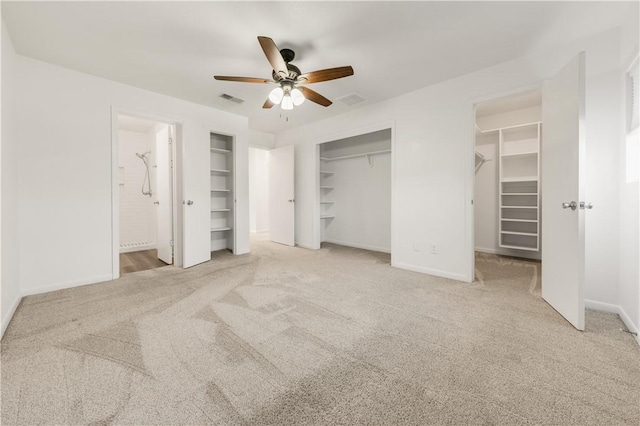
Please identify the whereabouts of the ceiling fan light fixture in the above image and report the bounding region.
[291,88,305,106]
[281,94,294,110]
[268,87,284,104]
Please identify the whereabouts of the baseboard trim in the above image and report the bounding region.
[119,243,156,254]
[475,247,541,261]
[21,274,114,297]
[322,239,390,254]
[585,299,639,344]
[392,261,469,283]
[295,242,317,250]
[1,294,22,340]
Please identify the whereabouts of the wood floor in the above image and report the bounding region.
[119,249,168,275]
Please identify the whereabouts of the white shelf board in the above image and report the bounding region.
[501,193,538,196]
[211,227,232,232]
[211,208,231,212]
[320,201,335,204]
[477,121,541,134]
[320,171,334,175]
[501,177,538,182]
[211,169,231,174]
[211,189,231,192]
[499,244,539,252]
[320,215,335,219]
[501,151,538,158]
[501,218,537,223]
[211,148,231,154]
[501,231,538,236]
[320,186,334,189]
[501,205,538,209]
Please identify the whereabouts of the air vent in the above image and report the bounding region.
[336,93,366,106]
[219,93,245,104]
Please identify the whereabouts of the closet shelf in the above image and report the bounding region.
[211,208,231,212]
[320,149,391,162]
[501,231,537,236]
[320,215,335,219]
[211,148,231,154]
[211,169,231,174]
[500,244,539,252]
[501,218,537,223]
[211,227,232,232]
[320,186,334,189]
[320,201,335,204]
[211,189,231,192]
[478,121,541,134]
[501,205,538,209]
[501,151,538,158]
[502,193,538,196]
[502,177,538,182]
[320,171,334,175]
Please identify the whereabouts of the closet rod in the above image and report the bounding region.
[320,149,391,162]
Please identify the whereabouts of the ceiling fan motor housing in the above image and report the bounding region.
[272,48,301,81]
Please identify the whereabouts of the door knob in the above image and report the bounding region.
[185,200,194,206]
[562,201,577,210]
[154,201,160,205]
[579,202,593,210]
[288,199,295,203]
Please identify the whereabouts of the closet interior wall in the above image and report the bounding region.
[319,129,391,253]
[474,91,542,260]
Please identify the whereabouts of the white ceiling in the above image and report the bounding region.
[2,1,633,134]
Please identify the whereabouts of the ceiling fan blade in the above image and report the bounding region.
[258,36,288,78]
[297,66,354,84]
[214,76,273,84]
[263,98,275,109]
[299,87,332,107]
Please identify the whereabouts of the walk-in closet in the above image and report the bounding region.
[318,129,392,253]
[474,90,542,260]
[210,132,236,253]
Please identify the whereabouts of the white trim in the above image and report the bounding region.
[21,274,114,297]
[474,247,541,261]
[585,299,640,344]
[295,242,316,250]
[322,239,390,254]
[392,261,468,282]
[119,243,156,254]
[1,294,22,340]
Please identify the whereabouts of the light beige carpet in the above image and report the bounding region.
[1,235,638,425]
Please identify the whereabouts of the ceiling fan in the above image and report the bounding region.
[214,36,354,110]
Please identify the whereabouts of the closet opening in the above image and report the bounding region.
[209,132,237,256]
[474,89,542,279]
[248,147,270,243]
[317,128,392,255]
[116,114,177,276]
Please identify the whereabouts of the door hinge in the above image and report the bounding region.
[169,137,173,144]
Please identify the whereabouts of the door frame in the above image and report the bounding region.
[467,83,542,282]
[110,107,183,279]
[311,120,396,259]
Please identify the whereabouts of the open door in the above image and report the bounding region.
[269,145,295,246]
[541,52,586,330]
[155,125,173,264]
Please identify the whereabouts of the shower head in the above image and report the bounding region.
[135,151,151,160]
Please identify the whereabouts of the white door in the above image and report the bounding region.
[269,145,295,246]
[541,52,586,330]
[155,126,173,264]
[182,128,212,267]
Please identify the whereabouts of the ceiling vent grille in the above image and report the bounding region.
[336,93,366,106]
[220,93,245,104]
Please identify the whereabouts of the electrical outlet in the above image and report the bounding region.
[430,244,438,254]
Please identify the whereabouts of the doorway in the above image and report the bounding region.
[116,114,176,275]
[249,147,270,239]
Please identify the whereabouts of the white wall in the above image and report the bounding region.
[474,132,499,254]
[277,27,625,299]
[249,129,275,150]
[118,128,156,251]
[320,130,392,253]
[1,21,21,338]
[13,53,249,296]
[618,4,639,335]
[249,147,269,233]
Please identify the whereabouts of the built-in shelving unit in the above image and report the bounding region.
[498,122,541,252]
[319,161,336,236]
[210,132,234,252]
